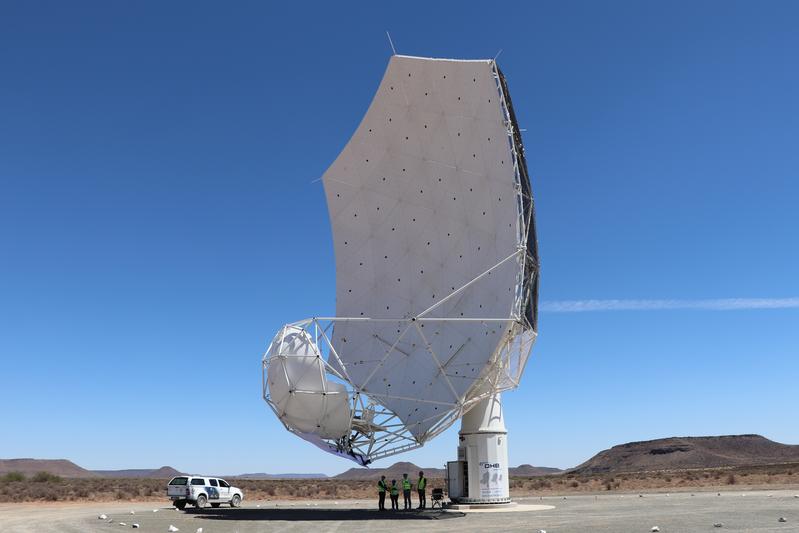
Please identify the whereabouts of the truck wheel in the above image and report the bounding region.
[195,494,207,509]
[175,500,186,510]
[211,503,220,508]
[230,494,241,508]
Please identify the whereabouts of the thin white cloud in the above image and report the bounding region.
[540,297,799,313]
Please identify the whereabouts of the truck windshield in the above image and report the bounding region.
[169,477,188,486]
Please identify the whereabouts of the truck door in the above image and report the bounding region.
[207,478,220,501]
[216,479,231,501]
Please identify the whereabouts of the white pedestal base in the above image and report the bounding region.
[447,393,511,504]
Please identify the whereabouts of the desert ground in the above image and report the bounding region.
[2,462,798,503]
[2,464,798,532]
[1,489,798,532]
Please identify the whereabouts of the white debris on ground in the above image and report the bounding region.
[98,514,108,520]
[195,528,203,533]
[651,527,660,532]
[119,523,127,527]
[168,526,179,532]
[537,530,547,533]
[153,509,159,513]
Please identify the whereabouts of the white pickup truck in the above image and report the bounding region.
[167,476,244,510]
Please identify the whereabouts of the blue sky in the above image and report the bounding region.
[1,1,797,476]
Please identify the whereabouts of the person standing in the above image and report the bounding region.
[402,472,412,510]
[390,479,399,510]
[416,470,427,509]
[377,475,387,511]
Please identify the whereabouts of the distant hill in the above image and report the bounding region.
[571,434,799,474]
[233,473,329,480]
[510,464,563,476]
[91,466,183,479]
[0,460,185,479]
[0,459,96,478]
[15,435,791,481]
[335,461,445,480]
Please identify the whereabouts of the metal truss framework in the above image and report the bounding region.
[263,316,535,465]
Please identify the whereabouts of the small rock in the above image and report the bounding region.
[196,528,203,533]
[168,526,180,532]
[713,523,723,528]
[639,494,644,498]
[538,530,547,533]
[132,526,140,529]
[120,523,127,527]
[717,493,721,496]
[130,511,135,515]
[153,509,159,513]
[98,514,108,520]
[779,517,787,523]
[651,527,660,532]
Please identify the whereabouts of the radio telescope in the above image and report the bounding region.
[263,54,538,504]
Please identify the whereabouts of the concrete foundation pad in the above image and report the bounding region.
[446,502,556,513]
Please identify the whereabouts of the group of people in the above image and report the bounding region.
[377,471,427,511]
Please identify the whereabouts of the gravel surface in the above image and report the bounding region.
[1,489,797,532]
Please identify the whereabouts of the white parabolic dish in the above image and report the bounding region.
[263,54,539,465]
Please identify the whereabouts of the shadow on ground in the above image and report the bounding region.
[186,508,464,522]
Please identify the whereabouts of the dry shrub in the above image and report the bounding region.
[32,472,62,483]
[2,472,25,482]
